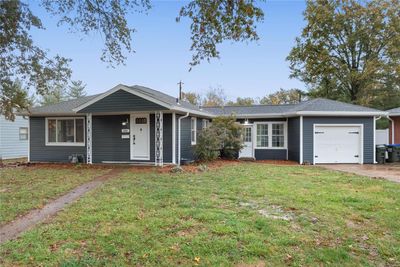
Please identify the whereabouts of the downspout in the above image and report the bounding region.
[373,116,381,164]
[387,116,394,144]
[178,112,190,166]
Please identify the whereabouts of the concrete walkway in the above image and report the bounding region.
[321,164,400,183]
[0,168,124,244]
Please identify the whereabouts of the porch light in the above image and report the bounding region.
[122,118,129,126]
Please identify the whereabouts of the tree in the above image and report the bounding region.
[287,0,400,108]
[40,85,67,106]
[226,97,256,106]
[182,91,201,106]
[68,80,87,99]
[260,88,306,105]
[194,115,243,161]
[202,88,227,107]
[0,80,34,121]
[1,0,265,120]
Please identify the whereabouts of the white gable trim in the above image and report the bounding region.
[73,84,173,112]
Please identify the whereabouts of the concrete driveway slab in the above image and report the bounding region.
[321,164,400,183]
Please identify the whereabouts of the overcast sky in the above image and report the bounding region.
[30,0,307,101]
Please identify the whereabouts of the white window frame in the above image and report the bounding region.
[45,117,86,146]
[202,119,210,129]
[19,127,29,140]
[254,121,287,149]
[191,117,197,145]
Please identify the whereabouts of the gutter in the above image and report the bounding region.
[177,112,190,166]
[387,115,395,144]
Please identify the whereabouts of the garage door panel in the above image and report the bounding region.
[314,126,362,164]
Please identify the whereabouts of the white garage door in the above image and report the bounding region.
[314,125,362,164]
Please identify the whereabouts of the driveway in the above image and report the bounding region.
[321,164,400,183]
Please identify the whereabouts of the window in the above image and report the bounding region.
[256,122,286,149]
[256,124,268,147]
[243,127,252,142]
[202,119,209,129]
[19,127,28,140]
[46,118,85,146]
[272,123,285,147]
[191,117,197,145]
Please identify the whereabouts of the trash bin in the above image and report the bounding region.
[376,145,386,164]
[386,144,400,163]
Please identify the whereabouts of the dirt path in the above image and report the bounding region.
[0,168,124,244]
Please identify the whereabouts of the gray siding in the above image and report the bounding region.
[254,149,287,160]
[92,114,173,163]
[287,117,300,162]
[176,115,202,162]
[303,117,375,164]
[0,115,29,159]
[80,89,167,113]
[29,117,86,162]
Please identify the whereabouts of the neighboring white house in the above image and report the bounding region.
[0,115,29,160]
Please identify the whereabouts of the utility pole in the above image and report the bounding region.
[178,80,184,100]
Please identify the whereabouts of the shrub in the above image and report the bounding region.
[194,127,220,161]
[194,115,243,161]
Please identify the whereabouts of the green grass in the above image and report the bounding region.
[0,166,109,224]
[1,163,399,266]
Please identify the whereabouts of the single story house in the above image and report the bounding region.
[387,107,400,144]
[0,115,29,160]
[25,84,386,165]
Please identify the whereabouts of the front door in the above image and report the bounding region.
[239,126,254,158]
[130,114,150,160]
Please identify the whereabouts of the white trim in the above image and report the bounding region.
[312,124,364,165]
[45,117,86,146]
[130,113,150,161]
[253,121,288,149]
[295,111,387,116]
[28,117,30,162]
[299,116,303,164]
[191,117,197,145]
[172,112,176,164]
[373,117,377,163]
[86,113,92,164]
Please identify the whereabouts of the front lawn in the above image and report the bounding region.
[1,163,399,266]
[0,166,109,224]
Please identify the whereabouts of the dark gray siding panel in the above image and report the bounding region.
[303,117,374,164]
[91,114,173,163]
[92,115,132,163]
[30,117,86,162]
[162,114,173,163]
[81,89,166,113]
[287,117,300,162]
[180,116,195,161]
[254,149,287,160]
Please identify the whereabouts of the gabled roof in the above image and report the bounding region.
[387,107,400,116]
[203,98,387,118]
[25,86,387,118]
[27,84,213,117]
[28,94,101,115]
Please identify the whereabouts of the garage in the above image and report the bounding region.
[314,125,363,164]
